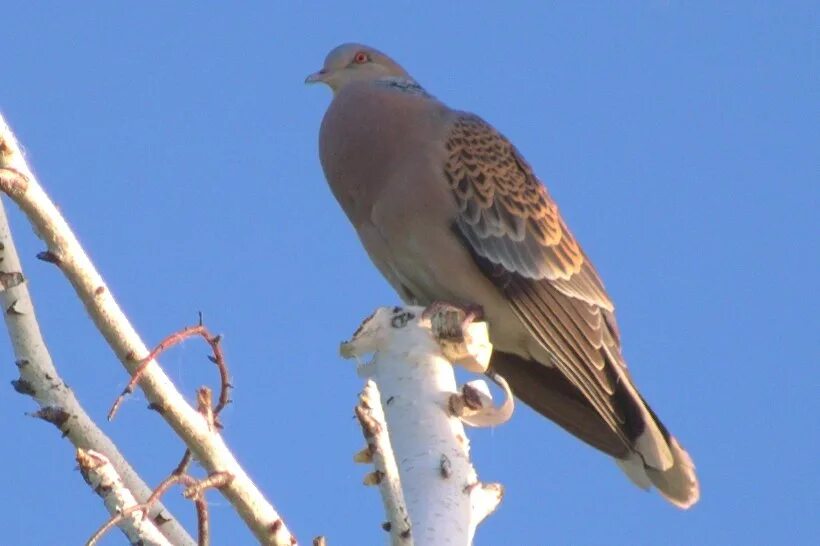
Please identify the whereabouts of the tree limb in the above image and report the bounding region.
[0,195,195,545]
[77,449,174,546]
[342,306,505,545]
[0,113,297,545]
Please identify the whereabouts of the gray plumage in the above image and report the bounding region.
[307,43,699,508]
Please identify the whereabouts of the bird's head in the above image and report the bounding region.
[305,43,410,92]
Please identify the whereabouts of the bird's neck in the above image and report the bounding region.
[373,76,432,97]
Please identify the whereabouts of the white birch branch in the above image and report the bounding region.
[0,113,297,545]
[76,449,173,546]
[0,197,195,546]
[354,380,411,544]
[342,306,506,545]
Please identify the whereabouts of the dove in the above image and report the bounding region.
[307,43,699,508]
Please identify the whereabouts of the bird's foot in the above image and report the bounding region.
[423,301,485,344]
[423,301,492,373]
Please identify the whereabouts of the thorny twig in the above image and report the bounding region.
[108,313,232,421]
[86,443,236,545]
[86,451,195,546]
[85,472,192,546]
[86,465,234,546]
[92,317,239,545]
[76,449,173,546]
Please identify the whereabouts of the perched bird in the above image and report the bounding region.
[307,43,699,508]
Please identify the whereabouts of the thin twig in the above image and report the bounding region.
[78,449,175,546]
[195,497,209,546]
[174,449,194,475]
[98,317,237,544]
[97,449,189,542]
[86,473,193,546]
[86,459,233,545]
[108,320,232,422]
[85,450,197,546]
[184,471,235,500]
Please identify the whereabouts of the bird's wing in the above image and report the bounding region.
[444,113,640,447]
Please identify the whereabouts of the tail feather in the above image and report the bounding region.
[645,436,700,509]
[615,454,652,490]
[620,395,700,509]
[489,351,700,508]
[637,396,700,508]
[615,434,700,509]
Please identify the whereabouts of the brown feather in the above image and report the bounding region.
[489,351,629,458]
[444,114,647,444]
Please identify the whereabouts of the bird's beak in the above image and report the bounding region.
[305,69,328,84]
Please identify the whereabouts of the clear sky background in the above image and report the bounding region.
[1,3,817,545]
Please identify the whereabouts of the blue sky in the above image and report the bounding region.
[1,2,817,545]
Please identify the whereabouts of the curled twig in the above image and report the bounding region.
[108,317,232,422]
[94,322,238,546]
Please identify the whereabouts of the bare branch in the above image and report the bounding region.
[0,113,298,545]
[77,449,174,546]
[342,306,505,544]
[354,381,411,544]
[0,194,194,545]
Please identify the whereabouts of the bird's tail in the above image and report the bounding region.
[646,436,699,508]
[616,436,699,508]
[489,351,700,507]
[617,398,700,509]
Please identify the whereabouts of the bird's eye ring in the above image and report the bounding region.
[353,52,370,64]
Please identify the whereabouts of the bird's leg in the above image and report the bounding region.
[423,301,492,374]
[422,301,485,344]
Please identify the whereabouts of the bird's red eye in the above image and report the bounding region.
[353,52,369,64]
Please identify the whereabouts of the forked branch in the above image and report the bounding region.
[0,114,298,545]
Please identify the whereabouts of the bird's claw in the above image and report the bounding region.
[423,301,484,344]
